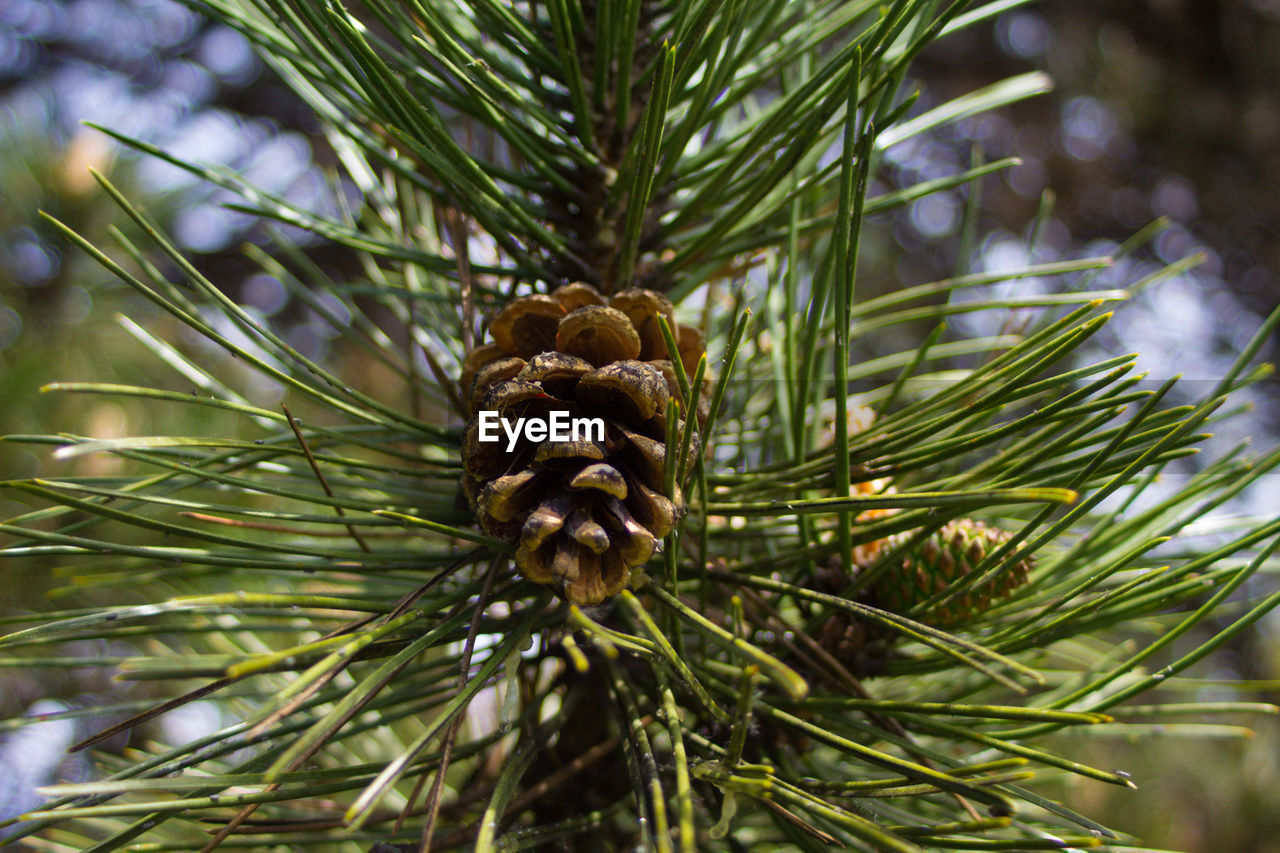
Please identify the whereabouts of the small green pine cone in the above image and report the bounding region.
[809,519,1032,677]
[875,519,1032,626]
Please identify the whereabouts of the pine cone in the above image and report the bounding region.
[462,283,705,605]
[874,518,1032,626]
[814,519,1032,673]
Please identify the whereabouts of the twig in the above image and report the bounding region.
[418,342,467,415]
[247,657,348,740]
[443,205,475,355]
[319,548,480,642]
[761,798,844,847]
[281,403,371,554]
[417,554,505,852]
[71,676,239,753]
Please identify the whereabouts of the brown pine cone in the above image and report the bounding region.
[461,283,705,605]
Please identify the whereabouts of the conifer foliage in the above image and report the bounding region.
[3,1,1280,851]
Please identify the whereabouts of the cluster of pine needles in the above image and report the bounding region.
[3,0,1280,851]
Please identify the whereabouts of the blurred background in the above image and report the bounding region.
[1,0,1278,849]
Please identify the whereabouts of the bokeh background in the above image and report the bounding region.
[1,1,1278,849]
